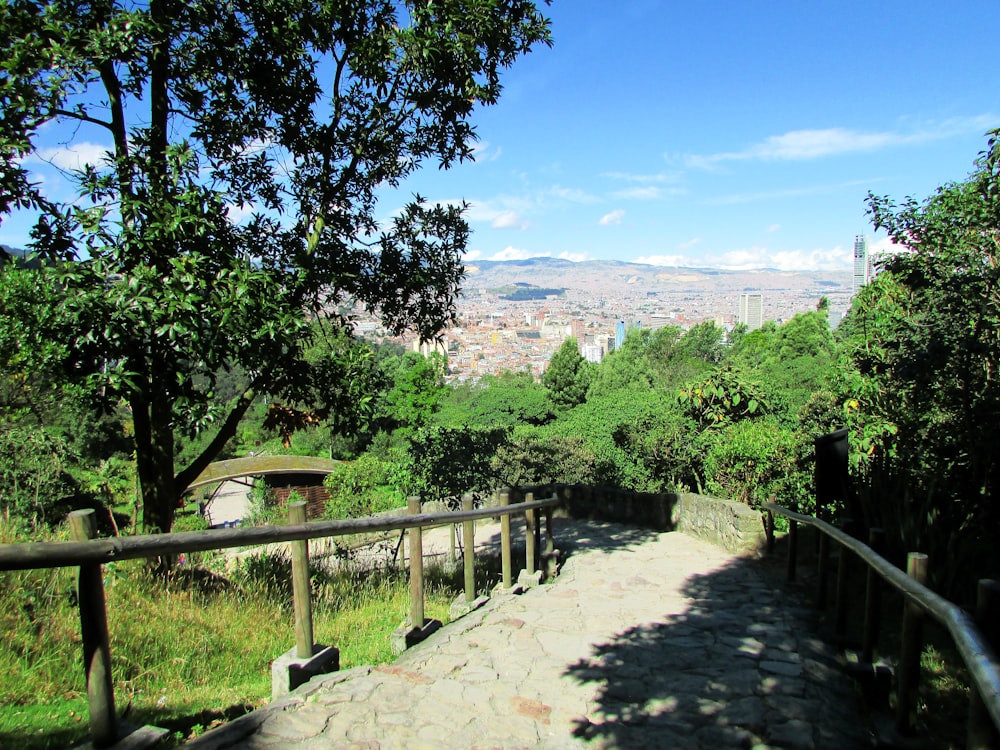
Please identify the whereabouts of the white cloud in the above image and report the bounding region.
[610,186,664,200]
[491,210,528,230]
[463,249,483,261]
[470,140,503,162]
[767,224,781,233]
[635,254,686,266]
[226,203,256,224]
[682,116,999,168]
[559,250,590,262]
[678,237,702,250]
[490,245,538,261]
[32,142,111,171]
[603,171,683,184]
[718,245,852,271]
[599,209,625,226]
[547,185,600,204]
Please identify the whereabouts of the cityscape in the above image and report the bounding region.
[357,253,861,383]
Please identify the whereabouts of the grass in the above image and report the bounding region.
[0,519,467,748]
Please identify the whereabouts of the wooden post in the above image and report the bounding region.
[834,521,856,639]
[967,579,1000,749]
[525,491,536,576]
[500,489,512,589]
[288,501,313,659]
[862,528,885,664]
[68,509,117,748]
[462,494,476,604]
[786,516,799,582]
[816,533,830,608]
[408,497,425,629]
[544,507,555,556]
[765,509,775,554]
[896,552,929,737]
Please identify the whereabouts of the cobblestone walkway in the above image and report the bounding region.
[186,519,871,749]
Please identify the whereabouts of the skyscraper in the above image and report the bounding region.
[853,235,870,294]
[738,292,763,331]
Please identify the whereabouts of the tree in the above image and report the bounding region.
[841,132,1000,596]
[542,337,592,409]
[0,0,551,531]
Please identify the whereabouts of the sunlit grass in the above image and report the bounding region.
[0,520,463,748]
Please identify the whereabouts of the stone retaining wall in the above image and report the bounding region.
[552,485,766,557]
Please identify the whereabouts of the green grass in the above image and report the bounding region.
[0,520,464,748]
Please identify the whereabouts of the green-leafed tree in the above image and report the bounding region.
[434,370,553,429]
[841,133,1000,596]
[543,337,592,409]
[0,0,551,531]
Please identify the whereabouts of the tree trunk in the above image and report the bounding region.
[132,390,177,534]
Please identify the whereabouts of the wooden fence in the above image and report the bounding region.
[0,489,561,748]
[764,501,1000,747]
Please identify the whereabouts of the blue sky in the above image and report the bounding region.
[396,0,1000,270]
[5,1,998,272]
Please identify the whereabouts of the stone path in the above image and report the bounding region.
[186,519,872,749]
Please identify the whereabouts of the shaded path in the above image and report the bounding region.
[187,519,871,749]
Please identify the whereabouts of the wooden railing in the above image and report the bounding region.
[0,489,561,748]
[764,501,1000,747]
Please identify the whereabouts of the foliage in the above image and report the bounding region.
[433,370,554,428]
[840,133,1000,597]
[677,369,769,428]
[0,517,456,748]
[323,453,407,519]
[376,352,448,435]
[407,425,509,503]
[491,430,597,489]
[0,425,73,527]
[542,337,592,409]
[0,0,552,531]
[700,418,806,510]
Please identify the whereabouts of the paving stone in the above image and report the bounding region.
[183,519,870,750]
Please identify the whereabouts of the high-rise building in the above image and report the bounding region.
[738,292,763,331]
[615,320,626,350]
[853,235,870,294]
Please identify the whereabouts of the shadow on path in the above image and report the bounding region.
[564,553,873,749]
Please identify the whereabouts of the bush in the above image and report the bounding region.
[324,454,407,519]
[701,418,808,510]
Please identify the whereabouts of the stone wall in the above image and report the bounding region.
[551,485,766,557]
[673,492,767,557]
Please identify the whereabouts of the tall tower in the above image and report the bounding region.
[853,235,869,294]
[738,292,763,331]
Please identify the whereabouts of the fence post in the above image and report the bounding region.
[896,552,929,737]
[288,501,314,659]
[408,497,425,629]
[834,520,857,640]
[816,533,830,608]
[862,528,885,664]
[68,509,117,748]
[786,503,799,582]
[765,508,775,554]
[967,579,1000,749]
[462,494,476,604]
[500,489,512,589]
[524,491,537,576]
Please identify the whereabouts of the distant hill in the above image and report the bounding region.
[463,257,851,296]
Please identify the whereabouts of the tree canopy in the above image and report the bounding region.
[0,0,551,531]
